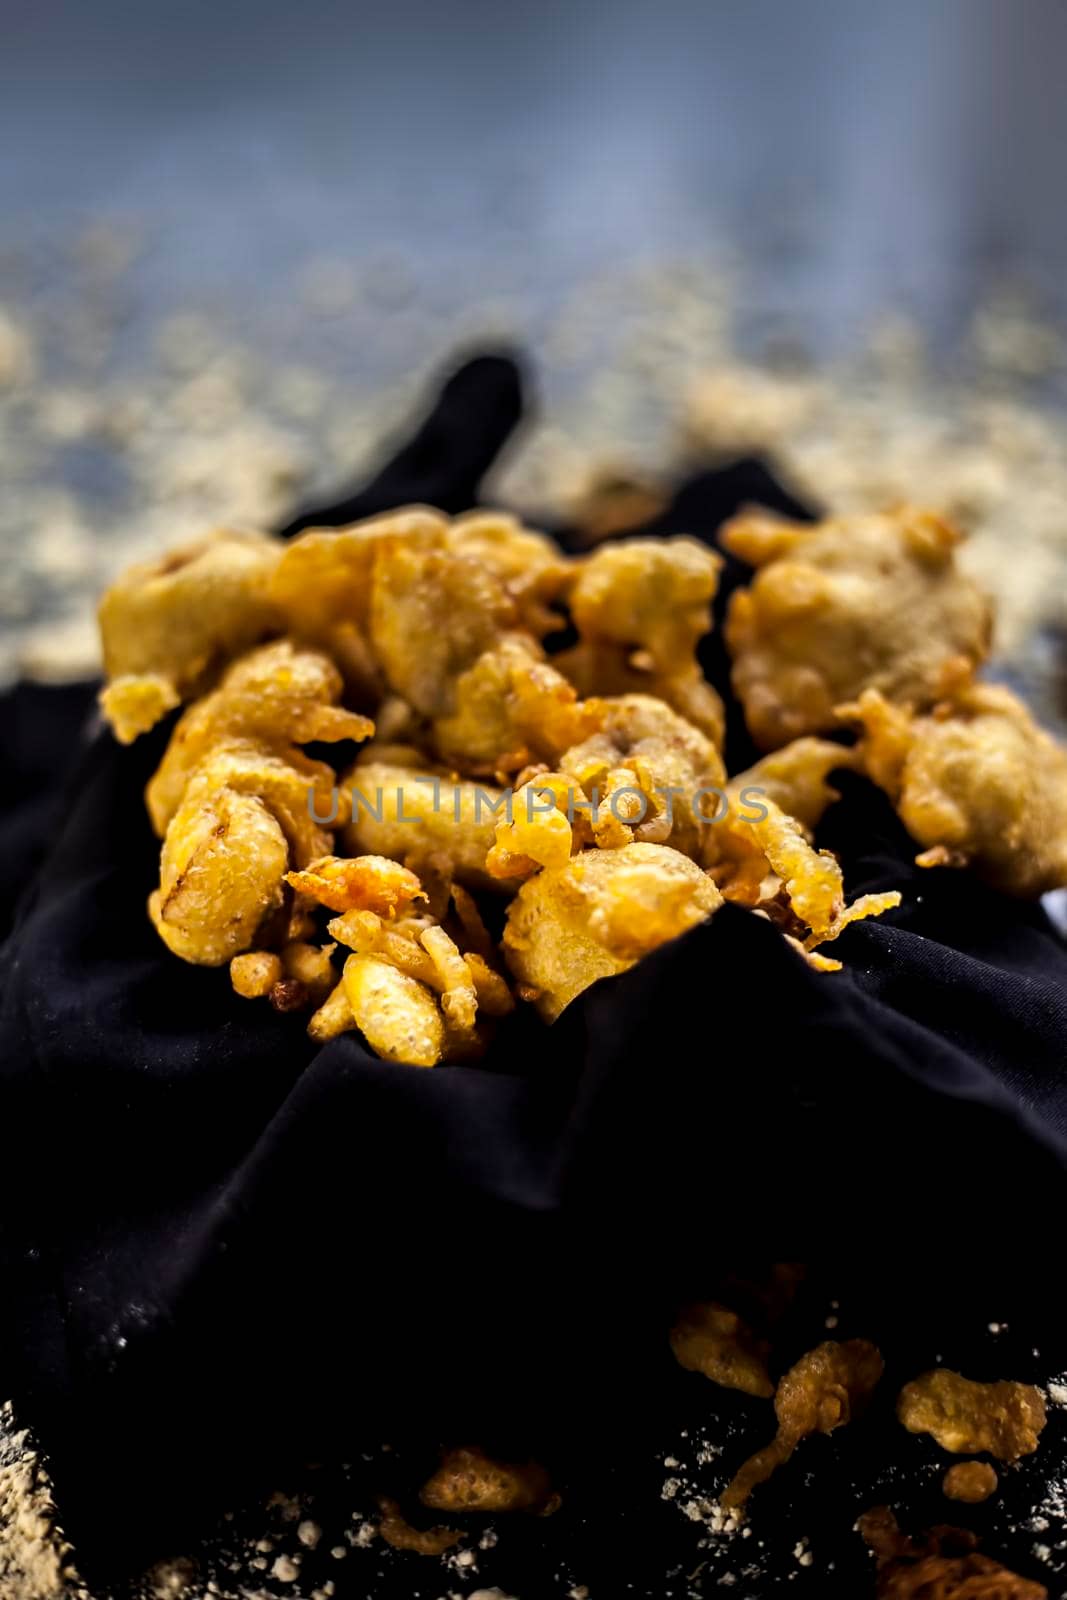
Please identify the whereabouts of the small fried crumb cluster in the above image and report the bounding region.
[942,1460,998,1503]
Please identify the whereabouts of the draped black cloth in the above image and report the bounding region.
[1,354,1065,1588]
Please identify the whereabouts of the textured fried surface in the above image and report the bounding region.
[844,683,1067,897]
[98,527,282,741]
[723,506,992,750]
[557,536,725,746]
[897,1369,1046,1459]
[669,1302,774,1399]
[344,759,518,891]
[420,1447,558,1516]
[502,842,722,1021]
[722,1339,884,1510]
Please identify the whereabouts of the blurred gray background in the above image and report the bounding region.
[4,0,1067,348]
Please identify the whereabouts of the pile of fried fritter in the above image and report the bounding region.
[97,502,1067,1064]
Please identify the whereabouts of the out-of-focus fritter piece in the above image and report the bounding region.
[503,842,722,1021]
[897,1369,1046,1460]
[943,1461,998,1503]
[344,759,519,891]
[557,536,725,747]
[146,639,372,835]
[567,537,722,675]
[670,1303,774,1399]
[98,527,282,742]
[857,1506,1047,1600]
[286,853,425,916]
[375,1497,462,1556]
[723,506,992,750]
[420,1447,559,1517]
[722,1339,884,1511]
[449,510,573,635]
[341,953,444,1067]
[841,684,1067,897]
[557,693,727,861]
[269,507,446,636]
[149,788,289,966]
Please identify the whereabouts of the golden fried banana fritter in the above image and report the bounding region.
[842,683,1067,897]
[897,1369,1046,1460]
[723,506,992,750]
[567,537,722,676]
[557,536,725,747]
[98,527,282,742]
[503,842,721,1021]
[343,759,519,890]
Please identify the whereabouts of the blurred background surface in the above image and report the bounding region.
[1,0,1066,717]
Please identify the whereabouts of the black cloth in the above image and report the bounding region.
[2,354,1066,1585]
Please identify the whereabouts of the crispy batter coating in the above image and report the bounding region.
[420,1447,558,1516]
[724,737,858,833]
[146,639,371,835]
[722,1339,883,1510]
[897,1369,1046,1460]
[554,642,726,747]
[557,536,725,748]
[857,1506,1046,1600]
[503,842,722,1021]
[670,1303,774,1399]
[943,1461,998,1503]
[706,787,900,948]
[98,527,282,741]
[567,537,722,675]
[144,641,372,966]
[307,977,357,1043]
[286,853,424,916]
[269,507,446,639]
[433,632,598,777]
[342,953,444,1067]
[842,684,1067,897]
[344,759,519,891]
[723,506,992,750]
[556,693,726,861]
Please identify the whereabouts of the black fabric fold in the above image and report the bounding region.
[2,351,1066,1573]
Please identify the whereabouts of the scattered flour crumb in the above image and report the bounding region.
[271,1554,299,1583]
[297,1520,321,1550]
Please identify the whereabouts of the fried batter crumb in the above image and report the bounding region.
[420,1447,559,1517]
[897,1369,1047,1460]
[943,1461,998,1503]
[723,1339,883,1510]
